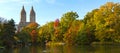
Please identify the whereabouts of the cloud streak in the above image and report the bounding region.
[0,0,57,5]
[0,0,41,4]
[45,0,56,4]
[0,0,21,3]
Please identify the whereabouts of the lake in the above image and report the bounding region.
[0,45,120,53]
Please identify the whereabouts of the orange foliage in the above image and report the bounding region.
[54,19,59,29]
[31,30,37,43]
[27,22,38,28]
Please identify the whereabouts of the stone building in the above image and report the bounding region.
[18,6,36,31]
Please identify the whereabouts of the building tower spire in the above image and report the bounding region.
[30,6,36,22]
[20,6,26,23]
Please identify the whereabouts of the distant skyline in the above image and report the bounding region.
[0,0,119,25]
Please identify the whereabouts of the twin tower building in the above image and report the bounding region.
[18,6,36,30]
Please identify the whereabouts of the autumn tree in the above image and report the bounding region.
[93,2,120,42]
[53,19,63,42]
[83,2,120,42]
[38,22,54,44]
[17,22,39,44]
[83,9,99,42]
[64,20,82,45]
[36,2,120,45]
[25,22,38,43]
[59,11,79,44]
[27,22,39,43]
[60,11,79,42]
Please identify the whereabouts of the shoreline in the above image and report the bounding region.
[91,42,120,45]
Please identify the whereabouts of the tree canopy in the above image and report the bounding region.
[1,2,120,47]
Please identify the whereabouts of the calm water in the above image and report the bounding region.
[0,45,120,53]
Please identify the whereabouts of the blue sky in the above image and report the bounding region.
[0,0,119,25]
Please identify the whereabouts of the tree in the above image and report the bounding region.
[17,22,39,45]
[60,11,79,33]
[16,30,30,45]
[83,9,99,42]
[77,23,96,45]
[0,17,6,46]
[1,19,16,47]
[88,2,120,42]
[63,20,82,45]
[53,19,63,42]
[60,11,79,42]
[26,22,39,30]
[27,22,39,43]
[38,22,54,44]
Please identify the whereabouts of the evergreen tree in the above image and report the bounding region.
[1,19,16,47]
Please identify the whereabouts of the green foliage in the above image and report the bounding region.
[82,2,120,42]
[60,11,79,43]
[0,19,16,47]
[16,31,31,43]
[76,25,96,45]
[63,20,82,45]
[17,22,39,44]
[38,22,54,44]
[94,2,120,42]
[60,11,79,34]
[76,31,89,45]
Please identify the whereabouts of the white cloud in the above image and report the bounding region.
[0,0,20,3]
[35,0,41,2]
[0,0,10,3]
[45,0,56,4]
[0,0,41,4]
[0,0,57,4]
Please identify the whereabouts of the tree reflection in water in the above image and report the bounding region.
[0,45,120,53]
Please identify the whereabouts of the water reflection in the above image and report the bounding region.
[0,45,120,53]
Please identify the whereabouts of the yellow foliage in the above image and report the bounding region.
[14,36,19,41]
[27,22,38,28]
